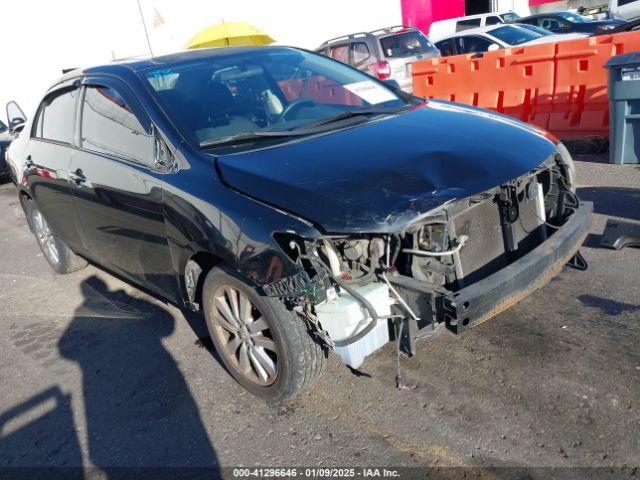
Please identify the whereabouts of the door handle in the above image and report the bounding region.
[69,168,86,185]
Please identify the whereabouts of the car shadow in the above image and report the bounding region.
[55,275,220,479]
[577,186,640,222]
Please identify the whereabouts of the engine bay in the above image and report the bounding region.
[269,152,584,371]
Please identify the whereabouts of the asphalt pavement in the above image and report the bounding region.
[0,155,639,480]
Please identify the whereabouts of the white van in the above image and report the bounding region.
[429,12,521,42]
[609,0,640,20]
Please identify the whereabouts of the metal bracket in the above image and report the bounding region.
[601,219,640,250]
[566,250,588,271]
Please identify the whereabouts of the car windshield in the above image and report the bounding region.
[0,120,7,133]
[518,24,554,35]
[501,12,521,22]
[556,12,588,23]
[143,48,409,151]
[380,31,435,58]
[488,25,542,45]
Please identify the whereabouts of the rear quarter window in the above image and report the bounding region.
[33,88,78,144]
[456,18,481,31]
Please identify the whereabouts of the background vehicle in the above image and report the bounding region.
[315,26,439,93]
[0,101,26,181]
[12,47,590,402]
[6,101,27,136]
[3,101,27,182]
[0,120,12,180]
[517,11,626,34]
[434,24,585,57]
[429,12,521,41]
[604,16,640,33]
[609,0,640,20]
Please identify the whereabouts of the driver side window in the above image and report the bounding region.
[80,85,154,165]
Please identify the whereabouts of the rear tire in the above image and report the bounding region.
[29,200,87,274]
[202,267,326,402]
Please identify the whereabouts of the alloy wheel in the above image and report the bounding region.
[32,210,60,265]
[211,285,278,386]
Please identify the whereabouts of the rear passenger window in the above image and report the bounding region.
[351,42,371,65]
[485,16,502,25]
[435,39,455,57]
[80,85,154,164]
[455,36,495,54]
[34,88,78,144]
[456,18,481,31]
[329,45,349,64]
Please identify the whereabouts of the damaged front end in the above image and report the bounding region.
[263,150,592,370]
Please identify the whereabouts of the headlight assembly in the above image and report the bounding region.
[556,142,576,192]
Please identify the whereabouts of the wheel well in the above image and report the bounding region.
[186,252,223,309]
[18,190,34,232]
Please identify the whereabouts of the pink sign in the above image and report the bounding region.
[401,0,465,35]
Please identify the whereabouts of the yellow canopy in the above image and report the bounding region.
[185,22,275,49]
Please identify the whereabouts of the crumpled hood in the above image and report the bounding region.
[216,101,557,233]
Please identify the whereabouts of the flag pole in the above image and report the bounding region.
[136,0,154,56]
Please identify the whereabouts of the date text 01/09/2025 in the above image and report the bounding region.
[231,468,401,478]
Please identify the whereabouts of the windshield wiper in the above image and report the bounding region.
[199,106,412,149]
[293,106,409,130]
[199,130,310,149]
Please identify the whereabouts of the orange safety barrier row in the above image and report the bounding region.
[412,30,640,139]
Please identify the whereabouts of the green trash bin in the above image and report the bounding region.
[605,52,640,165]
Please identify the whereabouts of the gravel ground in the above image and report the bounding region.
[0,155,639,480]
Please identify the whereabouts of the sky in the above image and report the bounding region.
[0,0,401,119]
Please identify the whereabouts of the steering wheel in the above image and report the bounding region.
[280,98,316,122]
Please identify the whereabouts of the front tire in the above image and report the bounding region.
[202,267,325,402]
[29,200,87,274]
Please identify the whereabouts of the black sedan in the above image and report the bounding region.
[9,46,592,401]
[518,11,626,34]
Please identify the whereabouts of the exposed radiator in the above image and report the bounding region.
[452,182,546,285]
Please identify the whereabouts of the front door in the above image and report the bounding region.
[69,78,177,301]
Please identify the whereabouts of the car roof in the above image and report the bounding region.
[317,26,420,47]
[435,23,518,42]
[44,46,302,94]
[88,46,299,74]
[519,12,566,21]
[431,11,513,24]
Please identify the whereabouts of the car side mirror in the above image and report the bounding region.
[6,101,26,134]
[488,43,500,52]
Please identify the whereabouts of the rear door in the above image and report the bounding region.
[350,41,377,76]
[26,84,86,252]
[70,76,177,300]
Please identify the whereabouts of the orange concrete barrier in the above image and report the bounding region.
[413,43,556,131]
[412,30,640,139]
[551,31,640,138]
